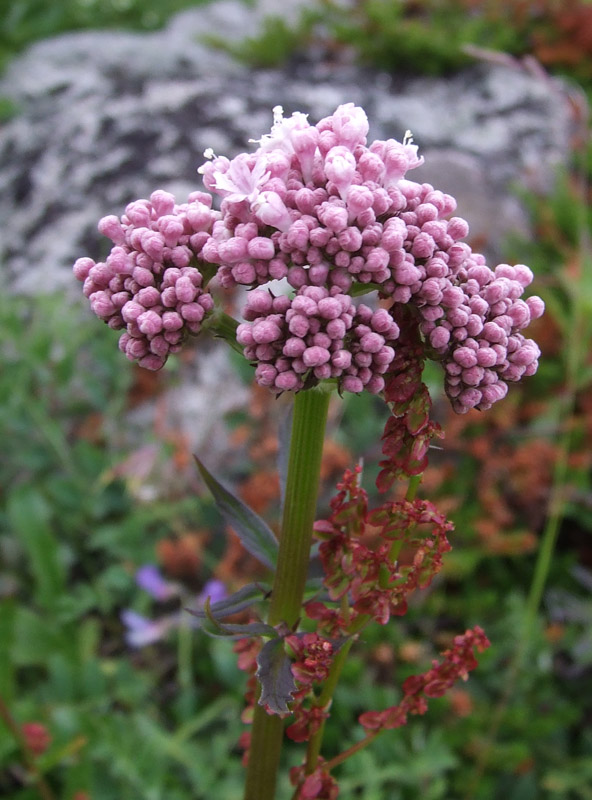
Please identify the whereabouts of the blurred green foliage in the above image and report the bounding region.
[0,0,214,73]
[227,0,592,86]
[0,296,251,797]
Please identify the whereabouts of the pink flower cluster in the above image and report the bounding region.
[358,626,490,732]
[75,103,543,409]
[73,190,216,369]
[197,103,543,408]
[236,286,400,394]
[418,259,545,412]
[199,104,425,293]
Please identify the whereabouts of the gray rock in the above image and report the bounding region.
[0,0,573,465]
[0,1,572,293]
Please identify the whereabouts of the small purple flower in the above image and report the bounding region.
[135,565,178,601]
[121,610,177,648]
[198,579,228,606]
[122,577,228,648]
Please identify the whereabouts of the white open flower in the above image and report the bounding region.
[209,153,271,204]
[254,105,312,155]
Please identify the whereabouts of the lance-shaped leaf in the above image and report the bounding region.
[186,582,270,622]
[256,638,297,714]
[195,456,279,570]
[198,597,278,640]
[201,620,279,640]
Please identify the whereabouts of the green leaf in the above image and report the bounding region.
[10,607,63,665]
[256,638,297,714]
[186,582,270,620]
[7,486,65,611]
[199,597,278,639]
[194,455,278,569]
[201,620,279,640]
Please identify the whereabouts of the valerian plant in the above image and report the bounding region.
[73,103,544,800]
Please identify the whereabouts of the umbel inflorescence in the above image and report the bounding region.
[74,103,544,412]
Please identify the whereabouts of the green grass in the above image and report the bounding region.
[0,296,248,798]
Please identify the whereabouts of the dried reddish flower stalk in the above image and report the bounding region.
[313,468,453,627]
[284,633,336,743]
[378,306,444,491]
[290,760,339,800]
[359,626,491,732]
[21,722,52,757]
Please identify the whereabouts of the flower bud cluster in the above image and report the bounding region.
[74,103,543,410]
[73,190,217,369]
[197,104,543,407]
[417,260,545,412]
[236,286,400,394]
[198,103,427,293]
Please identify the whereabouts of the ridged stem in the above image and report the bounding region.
[243,387,331,800]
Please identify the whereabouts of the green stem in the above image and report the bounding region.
[523,426,572,628]
[268,387,331,628]
[324,730,380,771]
[463,369,579,800]
[405,474,422,501]
[243,707,285,800]
[243,387,331,800]
[523,102,591,665]
[204,309,242,355]
[523,268,587,628]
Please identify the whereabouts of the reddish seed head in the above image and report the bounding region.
[22,722,52,756]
